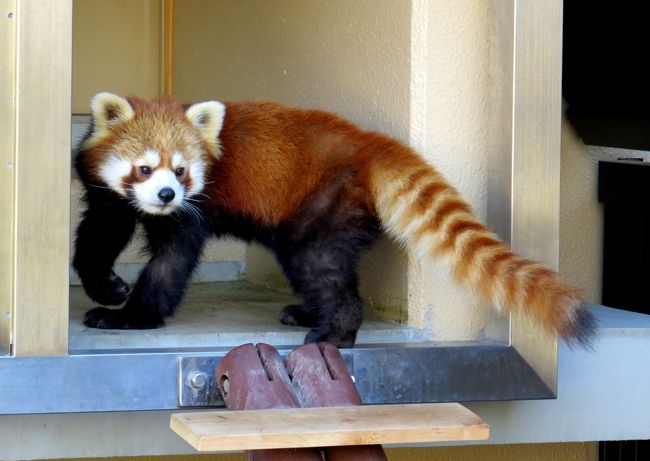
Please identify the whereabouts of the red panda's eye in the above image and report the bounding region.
[139,166,151,176]
[175,167,185,177]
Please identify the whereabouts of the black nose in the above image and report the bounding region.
[158,187,175,204]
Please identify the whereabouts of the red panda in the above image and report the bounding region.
[73,92,595,347]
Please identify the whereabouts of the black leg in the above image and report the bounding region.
[73,189,136,306]
[273,251,322,328]
[279,304,320,328]
[276,240,368,347]
[273,181,380,347]
[84,211,211,329]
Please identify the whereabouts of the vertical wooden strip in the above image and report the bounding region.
[161,0,174,97]
[0,0,17,355]
[13,0,71,356]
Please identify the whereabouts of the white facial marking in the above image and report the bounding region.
[172,152,183,169]
[187,159,206,196]
[140,149,161,168]
[98,155,133,196]
[132,168,185,215]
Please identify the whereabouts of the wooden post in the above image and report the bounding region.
[12,0,71,356]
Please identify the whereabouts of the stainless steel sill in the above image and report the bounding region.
[0,342,553,415]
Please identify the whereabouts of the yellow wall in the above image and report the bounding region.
[560,117,650,303]
[33,443,598,461]
[72,0,162,113]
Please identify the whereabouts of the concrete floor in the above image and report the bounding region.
[69,281,424,352]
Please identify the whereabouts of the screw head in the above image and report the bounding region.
[8,12,14,19]
[189,372,207,390]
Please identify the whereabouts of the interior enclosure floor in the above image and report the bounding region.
[69,280,426,352]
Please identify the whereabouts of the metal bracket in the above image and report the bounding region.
[178,356,224,407]
[178,349,355,407]
[0,344,553,414]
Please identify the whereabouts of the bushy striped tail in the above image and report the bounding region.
[368,145,595,346]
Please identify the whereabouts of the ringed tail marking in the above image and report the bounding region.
[368,146,595,346]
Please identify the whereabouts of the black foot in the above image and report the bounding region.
[84,271,130,306]
[83,307,164,329]
[304,327,357,348]
[280,304,320,328]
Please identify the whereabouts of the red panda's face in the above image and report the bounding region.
[80,93,225,216]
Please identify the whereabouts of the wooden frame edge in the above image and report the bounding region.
[0,0,17,354]
[12,0,72,356]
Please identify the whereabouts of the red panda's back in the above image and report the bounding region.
[206,101,375,226]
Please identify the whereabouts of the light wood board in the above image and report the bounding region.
[13,0,71,356]
[170,403,489,451]
[0,0,16,354]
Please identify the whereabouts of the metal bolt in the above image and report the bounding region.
[189,372,207,390]
[6,161,13,169]
[4,312,9,319]
[8,12,13,19]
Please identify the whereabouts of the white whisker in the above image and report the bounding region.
[179,200,204,223]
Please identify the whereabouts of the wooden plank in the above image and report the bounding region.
[0,0,17,354]
[170,403,489,452]
[13,0,71,356]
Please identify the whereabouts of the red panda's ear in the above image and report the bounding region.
[86,92,135,145]
[185,101,226,157]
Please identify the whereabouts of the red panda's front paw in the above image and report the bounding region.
[85,271,130,306]
[279,304,319,328]
[83,307,164,330]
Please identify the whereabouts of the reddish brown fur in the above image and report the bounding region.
[198,102,375,226]
[414,182,448,214]
[441,220,484,252]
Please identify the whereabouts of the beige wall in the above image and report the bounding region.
[72,0,162,113]
[172,0,411,136]
[406,0,492,340]
[560,117,650,303]
[33,443,598,461]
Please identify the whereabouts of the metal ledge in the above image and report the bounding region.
[1,305,648,460]
[0,343,553,415]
